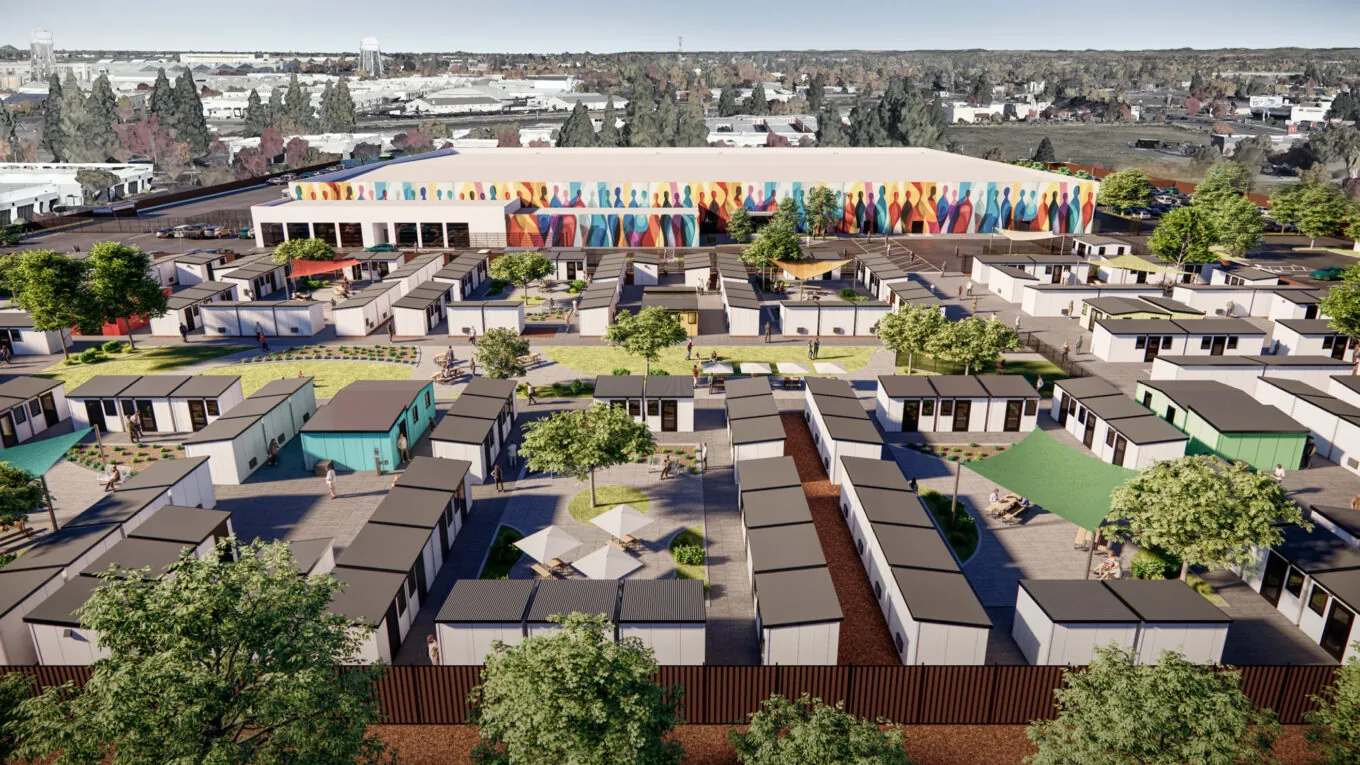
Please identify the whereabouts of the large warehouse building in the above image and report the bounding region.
[252,147,1099,250]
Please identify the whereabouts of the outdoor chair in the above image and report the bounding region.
[710,377,726,394]
[530,562,557,579]
[985,494,1020,517]
[1000,502,1030,525]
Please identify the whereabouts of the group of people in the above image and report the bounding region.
[806,339,821,360]
[123,413,144,442]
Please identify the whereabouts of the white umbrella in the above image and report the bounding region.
[514,525,581,564]
[591,504,652,539]
[572,544,643,579]
[776,362,808,374]
[740,362,772,375]
[703,362,734,375]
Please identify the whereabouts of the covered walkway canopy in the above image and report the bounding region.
[969,429,1137,531]
[289,258,360,278]
[2,427,93,477]
[774,259,851,280]
[1099,254,1178,274]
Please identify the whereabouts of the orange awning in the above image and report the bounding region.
[774,259,851,280]
[289,258,359,278]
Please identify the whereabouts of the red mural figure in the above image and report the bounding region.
[646,214,661,246]
[889,191,903,234]
[1081,188,1095,233]
[951,190,974,234]
[561,213,578,247]
[1032,191,1050,232]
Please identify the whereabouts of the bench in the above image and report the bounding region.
[530,562,557,579]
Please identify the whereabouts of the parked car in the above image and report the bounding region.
[154,227,176,239]
[202,225,232,238]
[172,224,201,238]
[237,227,253,239]
[1311,266,1346,281]
[1127,208,1153,220]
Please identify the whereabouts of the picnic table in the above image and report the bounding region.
[781,376,805,391]
[518,352,542,367]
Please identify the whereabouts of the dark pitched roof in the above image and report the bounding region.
[218,394,290,419]
[450,393,505,421]
[0,376,63,400]
[436,579,536,623]
[129,506,230,545]
[736,456,800,491]
[928,375,988,398]
[840,456,911,490]
[0,568,62,617]
[594,375,644,399]
[878,375,937,398]
[741,487,813,528]
[730,415,787,445]
[302,381,429,433]
[23,576,102,627]
[1312,569,1360,614]
[396,456,470,493]
[618,580,705,623]
[727,396,780,421]
[645,376,694,399]
[527,580,619,623]
[726,376,773,399]
[1310,505,1360,543]
[117,456,209,491]
[852,486,934,527]
[370,486,453,529]
[252,377,314,398]
[430,414,494,444]
[747,524,826,573]
[1056,376,1122,399]
[872,523,958,572]
[1140,380,1308,434]
[329,566,407,626]
[287,538,333,575]
[66,375,142,399]
[641,288,698,311]
[1096,318,1188,336]
[81,537,189,580]
[804,377,857,398]
[1081,395,1152,421]
[1172,318,1266,335]
[1104,579,1231,623]
[5,523,120,572]
[1274,523,1360,573]
[812,394,869,419]
[181,416,257,445]
[976,375,1039,398]
[1019,579,1140,623]
[337,523,433,572]
[820,415,884,444]
[1110,415,1189,445]
[892,568,992,627]
[66,488,165,529]
[464,377,517,401]
[753,568,842,627]
[166,375,240,398]
[120,375,192,398]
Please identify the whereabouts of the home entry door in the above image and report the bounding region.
[1050,267,1064,284]
[1112,434,1128,467]
[84,400,107,433]
[1057,394,1069,425]
[1260,552,1289,607]
[902,401,920,431]
[1321,601,1356,661]
[1083,416,1096,448]
[661,400,678,432]
[0,412,15,449]
[136,400,157,433]
[1210,336,1227,356]
[187,400,209,431]
[39,393,59,427]
[952,400,970,432]
[1003,400,1022,432]
[1144,337,1161,362]
[566,262,579,281]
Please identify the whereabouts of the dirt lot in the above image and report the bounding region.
[949,122,1209,175]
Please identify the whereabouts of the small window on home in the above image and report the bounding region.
[1286,569,1305,597]
[1227,336,1238,349]
[1349,457,1360,469]
[12,406,26,424]
[396,588,407,617]
[120,399,135,416]
[290,327,301,334]
[628,399,641,417]
[1142,392,1153,408]
[1106,428,1116,447]
[940,400,954,417]
[1136,336,1147,349]
[1323,336,1336,349]
[406,571,418,599]
[248,457,258,469]
[647,400,659,416]
[1201,336,1212,350]
[411,404,419,422]
[27,400,41,417]
[1309,585,1330,616]
[856,538,865,555]
[874,581,883,599]
[922,400,935,416]
[102,400,118,416]
[277,434,286,446]
[841,503,850,518]
[425,390,433,407]
[1024,399,1038,416]
[1162,336,1174,349]
[1044,265,1053,275]
[894,632,905,653]
[206,400,220,416]
[1077,406,1087,424]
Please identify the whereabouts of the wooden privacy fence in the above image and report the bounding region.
[0,664,1339,726]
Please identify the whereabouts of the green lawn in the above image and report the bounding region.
[480,525,525,580]
[202,361,413,398]
[669,527,707,584]
[40,344,249,389]
[567,485,650,524]
[544,345,877,376]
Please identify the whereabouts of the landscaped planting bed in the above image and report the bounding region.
[66,441,187,473]
[909,442,1009,463]
[642,445,700,475]
[244,344,420,365]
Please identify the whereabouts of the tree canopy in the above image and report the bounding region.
[927,316,1019,375]
[1307,648,1360,765]
[470,612,683,765]
[242,89,269,137]
[727,208,754,244]
[1096,169,1152,211]
[802,186,839,238]
[473,327,531,379]
[597,98,621,147]
[0,463,43,530]
[272,237,335,266]
[1320,264,1360,350]
[12,539,393,765]
[85,242,168,350]
[6,249,98,357]
[1202,194,1264,257]
[1106,455,1307,580]
[877,303,947,374]
[1147,206,1221,271]
[319,78,357,133]
[520,403,655,506]
[730,694,911,765]
[488,250,553,290]
[1197,161,1255,199]
[603,306,689,374]
[556,101,598,147]
[1033,136,1056,162]
[1027,645,1279,765]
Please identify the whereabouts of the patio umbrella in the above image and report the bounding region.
[591,504,652,540]
[514,525,581,564]
[572,544,643,579]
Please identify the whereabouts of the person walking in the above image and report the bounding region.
[257,327,269,353]
[957,284,963,299]
[965,281,973,297]
[685,340,693,360]
[325,465,337,500]
[1061,342,1071,363]
[764,320,772,343]
[397,433,410,465]
[692,364,700,387]
[806,340,814,360]
[491,464,505,492]
[1035,375,1044,394]
[469,357,477,377]
[526,386,538,406]
[698,442,707,472]
[267,439,279,467]
[1075,337,1083,355]
[469,327,477,346]
[178,323,189,342]
[426,635,440,665]
[388,320,397,344]
[507,441,518,468]
[659,454,673,480]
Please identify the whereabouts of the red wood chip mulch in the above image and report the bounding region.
[779,412,900,665]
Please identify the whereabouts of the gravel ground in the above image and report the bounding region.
[779,412,900,665]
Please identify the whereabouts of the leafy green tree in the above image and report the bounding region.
[745,82,770,115]
[802,186,838,238]
[597,98,621,147]
[1295,182,1351,248]
[0,672,33,762]
[41,73,64,161]
[727,207,754,244]
[1197,161,1255,199]
[603,306,688,374]
[1269,182,1312,233]
[57,72,94,162]
[1096,169,1152,211]
[172,70,209,157]
[271,236,335,266]
[849,103,889,147]
[1318,263,1360,358]
[1204,194,1264,257]
[717,86,739,117]
[75,168,122,204]
[1147,206,1221,276]
[1027,645,1279,765]
[242,89,269,137]
[556,101,598,147]
[1032,136,1056,162]
[417,118,450,141]
[1307,647,1360,764]
[731,694,911,765]
[319,78,357,133]
[470,612,682,765]
[13,539,393,765]
[520,403,655,506]
[489,250,553,291]
[877,303,947,374]
[0,462,44,529]
[282,73,318,134]
[927,317,1019,375]
[0,101,20,159]
[1106,455,1307,581]
[85,73,120,160]
[86,242,168,351]
[6,249,96,358]
[674,97,709,147]
[474,327,530,379]
[815,105,847,147]
[741,216,802,286]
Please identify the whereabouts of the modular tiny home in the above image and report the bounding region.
[525,580,619,639]
[753,567,842,665]
[301,381,436,472]
[1103,579,1231,665]
[202,300,326,337]
[1273,319,1350,358]
[328,566,413,665]
[594,375,695,433]
[1135,380,1309,471]
[332,281,402,337]
[2,523,122,581]
[0,568,66,665]
[0,376,67,449]
[1013,580,1140,665]
[338,521,442,601]
[1150,355,1352,390]
[128,505,234,560]
[151,282,238,337]
[435,579,535,664]
[617,580,706,665]
[184,379,317,485]
[0,311,71,355]
[392,281,453,337]
[1254,377,1360,475]
[25,577,109,665]
[446,301,525,337]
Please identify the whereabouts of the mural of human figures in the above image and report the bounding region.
[288,177,1099,239]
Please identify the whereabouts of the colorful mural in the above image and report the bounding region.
[290,178,1099,237]
[507,212,699,248]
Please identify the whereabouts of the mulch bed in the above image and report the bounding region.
[780,412,900,665]
[521,326,559,337]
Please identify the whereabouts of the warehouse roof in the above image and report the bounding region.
[329,567,407,626]
[618,580,705,623]
[736,456,800,491]
[81,537,189,580]
[726,395,779,421]
[1104,579,1231,623]
[66,488,165,529]
[804,377,857,398]
[840,456,911,490]
[747,524,826,573]
[753,568,843,627]
[66,375,142,398]
[396,456,470,493]
[0,568,62,618]
[873,523,958,572]
[1019,579,1140,623]
[878,375,937,399]
[741,486,813,528]
[820,415,884,444]
[303,381,429,433]
[370,486,453,529]
[726,376,773,399]
[23,576,102,627]
[337,523,432,573]
[892,568,992,627]
[430,414,493,444]
[527,580,618,623]
[129,506,230,545]
[166,375,240,398]
[1140,380,1308,434]
[1109,415,1189,445]
[436,579,536,623]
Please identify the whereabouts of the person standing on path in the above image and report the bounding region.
[491,464,505,492]
[1075,337,1083,355]
[507,441,518,468]
[426,635,440,665]
[699,442,707,472]
[179,323,189,342]
[692,364,700,387]
[1036,375,1044,395]
[813,338,820,359]
[659,454,673,480]
[388,320,396,344]
[525,386,538,406]
[957,284,963,299]
[806,340,814,360]
[685,340,693,360]
[1061,342,1071,363]
[267,439,279,467]
[325,465,337,500]
[764,320,771,343]
[397,433,410,465]
[469,357,477,377]
[257,327,269,353]
[965,281,973,297]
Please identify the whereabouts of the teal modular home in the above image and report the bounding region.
[1134,379,1308,472]
[300,380,436,472]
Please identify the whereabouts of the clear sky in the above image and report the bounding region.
[6,0,1360,53]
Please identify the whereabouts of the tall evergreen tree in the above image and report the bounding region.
[656,85,679,146]
[717,86,739,117]
[0,101,18,159]
[807,72,826,112]
[85,74,120,161]
[282,74,317,133]
[596,98,620,147]
[328,77,357,132]
[172,71,210,157]
[316,82,334,131]
[815,105,847,147]
[674,97,709,147]
[41,73,64,161]
[242,89,269,137]
[555,101,597,147]
[148,68,175,124]
[745,81,770,115]
[625,79,661,148]
[266,87,285,131]
[1033,136,1057,162]
[848,103,888,147]
[58,72,94,162]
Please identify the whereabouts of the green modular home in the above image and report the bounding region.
[300,380,436,472]
[1134,380,1308,472]
[1080,295,1204,330]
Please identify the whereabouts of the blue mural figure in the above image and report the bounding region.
[1048,191,1062,233]
[628,190,639,208]
[588,211,609,247]
[999,188,1013,229]
[437,189,444,200]
[792,188,807,233]
[1068,191,1082,234]
[606,190,621,244]
[936,186,952,233]
[980,188,1000,233]
[632,213,648,247]
[833,190,846,232]
[536,190,553,245]
[876,185,889,234]
[743,185,757,212]
[420,187,427,201]
[294,186,303,200]
[854,191,867,234]
[612,187,623,208]
[682,209,696,244]
[682,187,694,210]
[549,186,563,208]
[488,185,497,200]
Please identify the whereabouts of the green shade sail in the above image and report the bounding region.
[1,427,93,477]
[969,429,1138,531]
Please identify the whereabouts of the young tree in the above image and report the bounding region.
[1307,648,1360,764]
[1296,182,1351,248]
[717,86,739,117]
[1197,161,1255,199]
[556,101,598,147]
[271,236,335,266]
[85,73,120,160]
[1096,169,1152,211]
[147,68,175,125]
[266,87,285,131]
[282,73,317,134]
[242,88,269,137]
[603,306,688,374]
[1107,455,1307,580]
[1320,264,1360,356]
[172,70,210,157]
[520,403,655,506]
[40,73,65,161]
[470,612,683,765]
[727,207,754,244]
[815,104,848,147]
[1270,182,1311,233]
[58,72,94,163]
[1204,194,1265,257]
[14,539,393,765]
[597,97,621,147]
[745,81,770,115]
[489,250,553,292]
[474,327,530,379]
[802,186,838,238]
[75,168,122,204]
[741,216,802,285]
[0,462,45,530]
[6,249,96,358]
[927,316,1019,375]
[1147,206,1221,276]
[1027,645,1279,765]
[731,694,910,765]
[85,242,168,350]
[319,78,357,133]
[877,303,947,374]
[1032,136,1056,162]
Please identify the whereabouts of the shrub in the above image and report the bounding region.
[101,340,122,353]
[1130,547,1180,580]
[611,367,631,376]
[673,544,705,565]
[568,279,587,293]
[840,288,858,299]
[1130,557,1166,580]
[568,379,584,396]
[79,348,100,364]
[648,368,669,375]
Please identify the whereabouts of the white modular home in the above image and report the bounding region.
[884,567,992,665]
[288,538,336,577]
[128,505,234,560]
[1238,521,1360,650]
[1330,375,1360,410]
[376,456,474,557]
[68,374,244,435]
[682,254,710,288]
[201,300,326,338]
[446,300,526,337]
[729,416,788,483]
[631,252,660,286]
[780,300,890,338]
[1012,580,1140,665]
[617,580,705,665]
[1091,318,1266,362]
[64,487,175,537]
[171,250,238,286]
[747,523,825,581]
[856,253,911,302]
[333,281,402,337]
[740,484,812,545]
[166,375,246,434]
[25,577,110,665]
[875,375,1043,434]
[432,251,490,300]
[594,375,695,432]
[839,456,937,535]
[1301,568,1360,663]
[2,522,122,581]
[1103,579,1232,665]
[886,280,946,312]
[430,378,516,484]
[392,281,453,338]
[753,567,842,665]
[383,251,449,296]
[1272,319,1350,358]
[722,281,762,337]
[1255,377,1360,475]
[151,282,238,337]
[1072,235,1131,258]
[115,455,216,511]
[1211,265,1280,287]
[1052,377,1189,469]
[987,265,1040,303]
[216,256,288,301]
[435,579,535,664]
[0,568,66,665]
[339,520,443,606]
[0,376,67,449]
[1150,355,1352,390]
[348,249,409,283]
[1269,290,1323,322]
[525,580,619,639]
[0,311,71,356]
[803,377,882,484]
[329,566,414,665]
[576,281,619,337]
[1170,285,1316,319]
[734,454,799,503]
[1021,284,1166,319]
[183,378,317,485]
[550,249,588,283]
